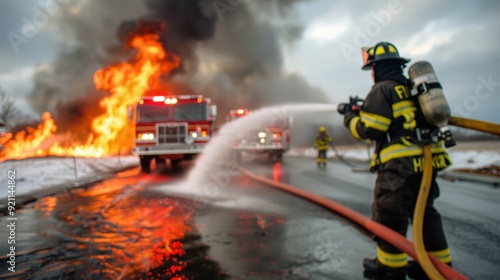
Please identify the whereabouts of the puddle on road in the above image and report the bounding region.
[0,177,228,279]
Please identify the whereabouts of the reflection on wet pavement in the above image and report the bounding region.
[0,159,378,280]
[0,174,227,279]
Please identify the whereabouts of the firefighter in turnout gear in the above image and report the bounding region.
[314,126,332,167]
[340,42,453,279]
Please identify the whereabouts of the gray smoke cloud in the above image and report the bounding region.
[28,0,333,145]
[172,0,332,145]
[28,0,149,132]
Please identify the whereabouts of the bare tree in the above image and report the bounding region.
[0,86,17,128]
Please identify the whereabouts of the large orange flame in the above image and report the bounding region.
[0,34,180,160]
[0,112,56,158]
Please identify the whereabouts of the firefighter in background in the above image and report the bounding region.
[314,126,332,167]
[339,42,452,279]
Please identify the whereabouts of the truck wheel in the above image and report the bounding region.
[140,156,152,172]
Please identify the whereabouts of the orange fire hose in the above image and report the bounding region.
[238,166,468,280]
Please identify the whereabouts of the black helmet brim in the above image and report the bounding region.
[362,57,411,70]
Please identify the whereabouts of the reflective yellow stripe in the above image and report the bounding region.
[315,145,329,149]
[370,152,379,168]
[360,111,391,132]
[379,142,446,164]
[315,137,330,150]
[393,101,417,130]
[429,248,452,263]
[401,137,412,146]
[403,113,417,130]
[392,100,416,117]
[349,116,362,140]
[377,247,408,268]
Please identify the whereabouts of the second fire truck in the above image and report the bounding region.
[227,108,291,162]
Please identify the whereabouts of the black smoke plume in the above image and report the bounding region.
[29,0,335,145]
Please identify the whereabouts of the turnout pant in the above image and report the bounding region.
[372,158,451,268]
[317,149,327,164]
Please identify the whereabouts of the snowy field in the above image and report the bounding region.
[0,156,139,202]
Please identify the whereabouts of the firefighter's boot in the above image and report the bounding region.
[407,260,452,280]
[406,261,428,280]
[363,258,406,280]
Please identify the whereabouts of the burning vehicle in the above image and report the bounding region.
[227,109,291,162]
[132,93,217,171]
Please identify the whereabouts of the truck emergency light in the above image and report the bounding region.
[152,96,166,102]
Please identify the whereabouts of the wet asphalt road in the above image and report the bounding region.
[0,156,499,279]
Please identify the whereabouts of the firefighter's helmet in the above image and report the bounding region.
[319,126,326,132]
[362,42,410,70]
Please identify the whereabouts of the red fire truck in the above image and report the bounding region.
[131,93,217,171]
[227,108,291,162]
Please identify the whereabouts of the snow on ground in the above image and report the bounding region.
[0,156,138,201]
[287,141,500,170]
[446,150,500,170]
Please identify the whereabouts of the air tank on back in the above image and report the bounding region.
[408,61,455,147]
[408,61,450,127]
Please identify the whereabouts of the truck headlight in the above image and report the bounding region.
[185,136,195,145]
[258,132,267,138]
[191,132,198,138]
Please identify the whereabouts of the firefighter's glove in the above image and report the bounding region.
[343,110,359,129]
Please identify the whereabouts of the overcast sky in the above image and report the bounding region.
[1,0,499,123]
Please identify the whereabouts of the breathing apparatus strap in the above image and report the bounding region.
[410,82,442,96]
[385,128,437,145]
